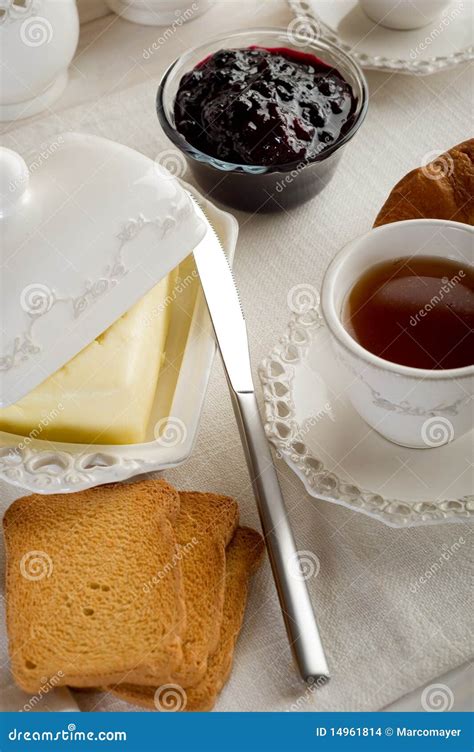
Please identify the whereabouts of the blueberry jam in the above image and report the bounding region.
[174,46,358,166]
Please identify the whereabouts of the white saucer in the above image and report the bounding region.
[289,0,474,74]
[260,296,473,527]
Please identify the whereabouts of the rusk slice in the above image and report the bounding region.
[112,526,265,711]
[3,479,185,693]
[123,491,239,688]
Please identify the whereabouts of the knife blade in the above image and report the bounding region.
[192,204,329,684]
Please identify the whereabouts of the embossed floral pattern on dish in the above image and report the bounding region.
[0,206,186,373]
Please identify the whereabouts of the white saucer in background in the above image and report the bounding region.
[288,0,473,74]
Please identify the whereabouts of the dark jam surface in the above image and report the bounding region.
[173,46,358,166]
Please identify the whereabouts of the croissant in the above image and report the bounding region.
[374,139,473,227]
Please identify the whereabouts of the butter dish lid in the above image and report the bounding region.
[0,132,206,407]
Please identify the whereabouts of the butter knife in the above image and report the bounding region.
[192,211,329,684]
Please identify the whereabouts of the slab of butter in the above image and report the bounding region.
[0,273,174,445]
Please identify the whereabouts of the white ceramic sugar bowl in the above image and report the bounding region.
[0,0,79,121]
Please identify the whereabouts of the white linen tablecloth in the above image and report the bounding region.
[0,0,472,713]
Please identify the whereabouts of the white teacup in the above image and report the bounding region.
[358,0,450,30]
[321,219,473,448]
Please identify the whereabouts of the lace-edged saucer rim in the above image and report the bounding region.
[288,0,474,75]
[259,303,473,528]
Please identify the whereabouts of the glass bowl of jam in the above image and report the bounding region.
[156,28,368,212]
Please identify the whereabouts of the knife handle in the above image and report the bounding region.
[230,389,330,684]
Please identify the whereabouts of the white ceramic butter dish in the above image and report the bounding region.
[0,181,238,494]
[0,133,206,407]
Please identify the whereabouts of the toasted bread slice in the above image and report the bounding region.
[125,491,239,688]
[3,479,185,693]
[112,526,264,711]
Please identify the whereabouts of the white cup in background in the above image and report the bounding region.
[358,0,451,30]
[105,0,214,26]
